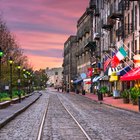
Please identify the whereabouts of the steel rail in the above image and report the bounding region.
[58,95,92,140]
[37,97,50,140]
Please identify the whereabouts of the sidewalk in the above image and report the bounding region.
[51,88,139,113]
[0,92,42,129]
[84,93,139,113]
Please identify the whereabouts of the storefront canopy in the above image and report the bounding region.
[92,76,101,83]
[120,67,140,81]
[117,66,131,76]
[73,78,83,84]
[99,75,108,80]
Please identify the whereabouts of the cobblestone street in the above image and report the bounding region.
[0,89,140,140]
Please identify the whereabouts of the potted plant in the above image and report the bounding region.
[121,89,129,103]
[99,86,108,97]
[129,87,139,105]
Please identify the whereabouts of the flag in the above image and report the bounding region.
[111,46,127,68]
[87,67,93,77]
[104,57,111,72]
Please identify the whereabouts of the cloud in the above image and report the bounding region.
[24,48,63,58]
[0,0,89,69]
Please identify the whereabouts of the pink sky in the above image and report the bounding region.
[0,0,89,70]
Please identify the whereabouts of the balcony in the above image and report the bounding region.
[125,23,133,31]
[116,26,123,37]
[89,0,96,9]
[102,24,113,31]
[77,29,83,40]
[109,42,116,49]
[109,5,123,20]
[84,41,96,52]
[93,33,100,40]
[75,52,79,57]
[118,0,130,11]
[83,25,90,35]
[109,12,123,20]
[107,17,116,26]
[94,8,100,17]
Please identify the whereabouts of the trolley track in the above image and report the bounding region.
[37,94,91,140]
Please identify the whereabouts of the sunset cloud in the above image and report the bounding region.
[0,0,89,69]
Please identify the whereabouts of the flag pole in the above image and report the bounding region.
[104,52,131,75]
[110,48,134,71]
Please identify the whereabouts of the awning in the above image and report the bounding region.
[117,66,131,76]
[80,73,87,79]
[85,81,92,84]
[83,78,91,82]
[120,67,140,81]
[92,76,100,83]
[108,67,119,76]
[99,75,108,80]
[109,76,118,82]
[73,78,83,84]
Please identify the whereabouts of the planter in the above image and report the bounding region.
[123,98,129,104]
[132,100,138,105]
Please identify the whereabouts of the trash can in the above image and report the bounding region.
[76,89,79,94]
[67,89,69,93]
[82,90,85,95]
[97,91,103,101]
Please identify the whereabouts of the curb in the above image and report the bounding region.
[0,92,42,129]
[77,93,140,114]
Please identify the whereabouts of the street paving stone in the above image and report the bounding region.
[58,92,140,140]
[0,89,140,140]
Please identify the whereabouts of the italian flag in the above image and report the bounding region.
[111,46,127,68]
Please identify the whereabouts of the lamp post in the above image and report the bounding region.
[9,57,13,99]
[0,47,3,94]
[23,68,26,95]
[17,64,21,102]
[26,71,31,94]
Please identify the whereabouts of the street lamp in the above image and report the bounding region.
[0,47,3,94]
[26,71,31,94]
[22,68,26,95]
[9,57,13,99]
[17,64,21,102]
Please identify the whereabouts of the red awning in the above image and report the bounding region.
[85,81,92,84]
[120,67,140,81]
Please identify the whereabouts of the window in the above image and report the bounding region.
[128,13,130,34]
[55,72,58,75]
[139,2,140,26]
[131,41,133,59]
[139,37,140,54]
[125,16,127,36]
[134,40,137,54]
[128,43,130,58]
[131,9,134,31]
[135,5,137,30]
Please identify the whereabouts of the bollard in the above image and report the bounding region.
[138,96,140,112]
[82,90,85,95]
[97,91,103,101]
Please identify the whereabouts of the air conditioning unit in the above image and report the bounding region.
[93,33,100,40]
